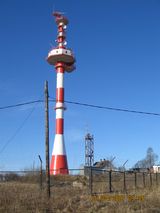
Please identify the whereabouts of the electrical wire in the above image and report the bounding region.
[0,99,42,155]
[0,98,160,117]
[49,98,160,117]
[0,100,43,110]
[0,97,160,155]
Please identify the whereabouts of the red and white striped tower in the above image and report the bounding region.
[47,12,75,175]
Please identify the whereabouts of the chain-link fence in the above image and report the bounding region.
[0,168,160,196]
[88,167,160,195]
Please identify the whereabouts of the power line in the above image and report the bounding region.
[49,99,160,117]
[1,98,160,117]
[0,100,41,155]
[0,100,43,110]
[0,98,160,154]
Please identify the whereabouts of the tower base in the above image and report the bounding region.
[50,155,69,175]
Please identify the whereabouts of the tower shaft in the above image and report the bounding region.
[50,62,68,174]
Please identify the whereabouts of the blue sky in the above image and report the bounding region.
[0,0,160,170]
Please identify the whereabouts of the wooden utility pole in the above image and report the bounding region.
[45,81,50,198]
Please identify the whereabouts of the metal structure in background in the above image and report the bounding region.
[85,133,94,167]
[47,12,76,175]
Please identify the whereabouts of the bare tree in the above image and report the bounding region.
[134,147,158,169]
[146,147,158,168]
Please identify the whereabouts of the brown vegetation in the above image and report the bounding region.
[0,174,160,212]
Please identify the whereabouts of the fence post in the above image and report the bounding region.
[89,167,92,195]
[40,169,42,190]
[109,170,112,193]
[134,172,137,190]
[123,171,126,192]
[38,155,43,190]
[150,172,152,188]
[142,172,145,188]
[156,172,158,186]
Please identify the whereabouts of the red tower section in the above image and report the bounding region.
[47,12,76,175]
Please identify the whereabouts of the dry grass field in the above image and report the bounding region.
[0,174,160,213]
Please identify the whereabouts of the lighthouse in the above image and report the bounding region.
[47,12,76,175]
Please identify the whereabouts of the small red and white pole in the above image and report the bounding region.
[47,12,75,175]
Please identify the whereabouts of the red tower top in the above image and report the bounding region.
[47,12,76,72]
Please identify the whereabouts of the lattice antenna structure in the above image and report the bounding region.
[85,133,94,167]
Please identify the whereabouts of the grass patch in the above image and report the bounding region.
[0,175,160,212]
